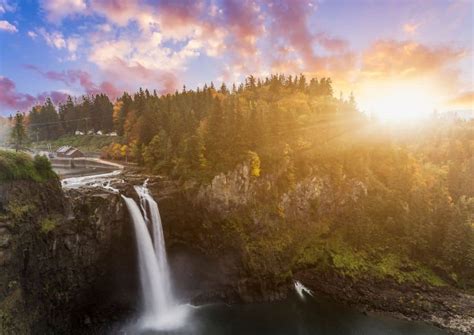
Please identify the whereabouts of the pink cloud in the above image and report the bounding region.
[361,40,466,79]
[0,76,69,113]
[89,0,139,26]
[24,64,122,99]
[37,91,70,105]
[0,77,35,111]
[0,20,17,32]
[41,0,87,22]
[25,62,176,97]
[267,0,317,69]
[315,33,349,53]
[102,57,179,94]
[157,0,204,26]
[222,0,263,57]
[265,0,355,79]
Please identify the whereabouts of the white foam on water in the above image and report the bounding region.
[61,170,122,192]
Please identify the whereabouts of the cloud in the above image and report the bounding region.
[27,31,38,39]
[0,76,68,113]
[403,23,420,34]
[0,20,17,33]
[347,39,470,114]
[360,40,466,79]
[265,0,353,79]
[34,0,353,87]
[221,0,264,57]
[37,28,66,48]
[86,24,187,93]
[89,0,145,26]
[315,33,349,53]
[95,57,178,94]
[37,90,70,105]
[41,0,87,22]
[0,77,35,110]
[0,0,16,14]
[24,64,122,99]
[36,28,81,59]
[447,91,474,109]
[20,0,470,115]
[267,0,317,69]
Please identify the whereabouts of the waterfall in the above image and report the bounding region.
[122,196,165,318]
[134,183,174,312]
[122,182,187,330]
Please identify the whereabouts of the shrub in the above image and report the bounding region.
[7,202,35,221]
[247,151,261,177]
[40,217,57,233]
[33,155,55,180]
[0,150,56,182]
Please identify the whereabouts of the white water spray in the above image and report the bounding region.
[294,280,314,299]
[61,170,122,191]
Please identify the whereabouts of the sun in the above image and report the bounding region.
[359,80,439,123]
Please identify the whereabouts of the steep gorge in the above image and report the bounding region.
[0,167,472,334]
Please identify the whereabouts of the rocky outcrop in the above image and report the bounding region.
[279,176,367,222]
[0,178,137,334]
[196,164,256,214]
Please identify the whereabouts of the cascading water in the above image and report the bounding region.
[122,196,164,317]
[122,182,188,331]
[294,280,314,300]
[134,183,174,313]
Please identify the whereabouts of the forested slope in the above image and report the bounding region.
[18,74,474,289]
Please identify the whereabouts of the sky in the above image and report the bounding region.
[0,0,472,117]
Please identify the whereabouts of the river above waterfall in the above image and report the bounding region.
[118,292,447,335]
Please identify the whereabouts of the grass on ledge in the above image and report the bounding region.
[0,150,57,182]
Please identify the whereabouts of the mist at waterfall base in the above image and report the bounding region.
[118,291,447,335]
[121,184,447,335]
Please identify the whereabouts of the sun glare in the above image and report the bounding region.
[360,81,439,123]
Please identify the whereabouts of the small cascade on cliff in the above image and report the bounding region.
[122,183,187,331]
[294,280,314,300]
[61,170,122,189]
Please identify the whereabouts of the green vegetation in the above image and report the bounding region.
[6,201,35,221]
[28,95,114,142]
[9,112,28,152]
[321,244,446,286]
[0,151,57,182]
[20,74,473,289]
[40,217,57,233]
[0,288,29,335]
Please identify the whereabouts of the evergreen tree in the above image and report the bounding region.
[10,112,28,151]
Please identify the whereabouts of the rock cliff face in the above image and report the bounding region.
[0,169,472,334]
[0,171,279,333]
[0,178,138,334]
